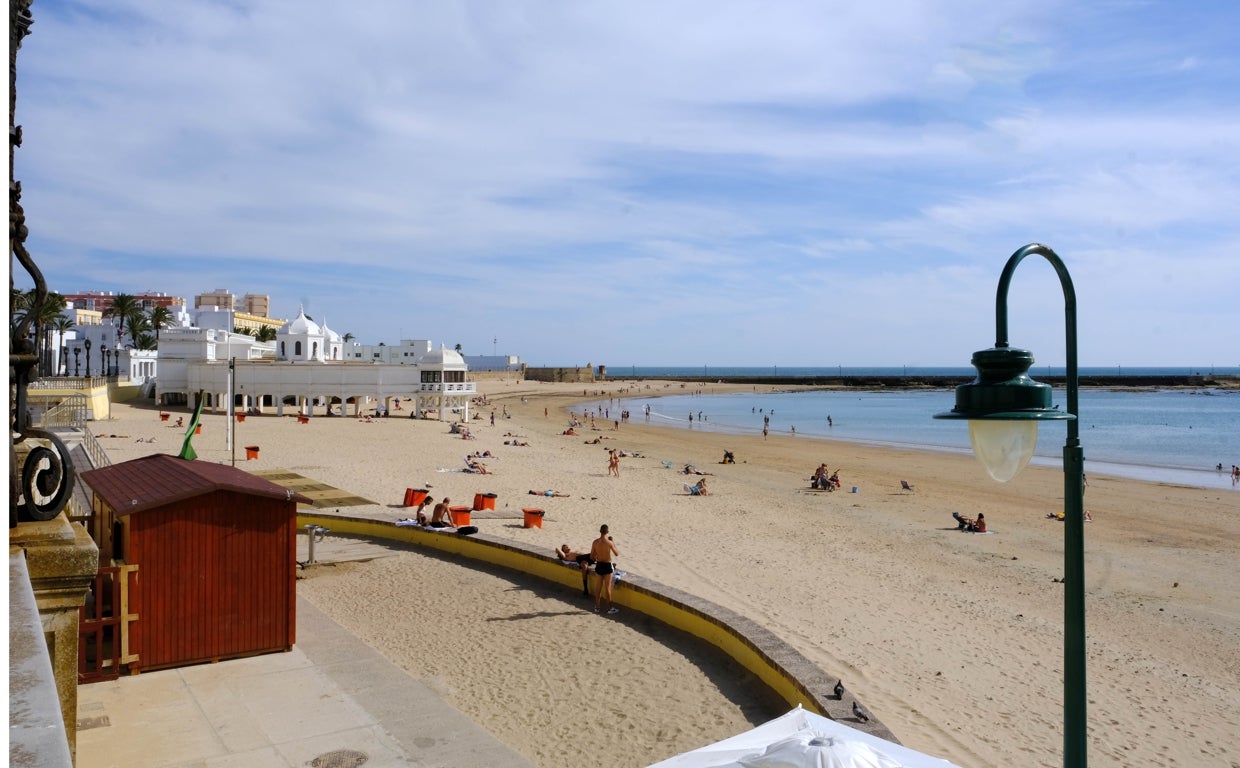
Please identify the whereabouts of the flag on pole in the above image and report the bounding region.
[179,392,205,461]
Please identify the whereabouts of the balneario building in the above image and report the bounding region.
[155,308,476,421]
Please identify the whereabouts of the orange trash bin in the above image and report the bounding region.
[244,446,260,460]
[195,424,202,435]
[404,488,428,507]
[481,493,497,511]
[522,508,544,529]
[472,493,486,511]
[236,413,246,422]
[450,506,471,526]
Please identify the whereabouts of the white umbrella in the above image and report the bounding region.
[648,707,961,768]
[735,732,904,768]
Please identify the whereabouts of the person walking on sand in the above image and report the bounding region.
[608,449,621,478]
[591,524,620,615]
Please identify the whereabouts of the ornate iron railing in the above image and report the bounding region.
[10,0,75,525]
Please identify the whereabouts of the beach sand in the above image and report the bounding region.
[94,380,1240,768]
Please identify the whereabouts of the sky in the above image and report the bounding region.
[11,0,1240,368]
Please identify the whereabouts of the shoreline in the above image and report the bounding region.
[91,381,1240,768]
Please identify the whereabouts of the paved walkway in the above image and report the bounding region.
[76,594,536,768]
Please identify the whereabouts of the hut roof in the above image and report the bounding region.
[80,454,313,515]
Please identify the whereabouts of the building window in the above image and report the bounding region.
[295,341,302,356]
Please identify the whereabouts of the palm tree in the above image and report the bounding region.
[103,293,142,347]
[127,315,152,349]
[343,332,355,344]
[12,289,67,376]
[454,343,463,354]
[256,326,278,342]
[132,332,157,351]
[148,305,174,347]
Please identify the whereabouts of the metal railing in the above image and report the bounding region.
[37,393,88,429]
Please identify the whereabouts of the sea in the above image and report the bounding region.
[583,367,1240,492]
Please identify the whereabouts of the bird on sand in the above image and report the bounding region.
[833,680,844,699]
[852,701,870,723]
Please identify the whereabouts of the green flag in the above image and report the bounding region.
[179,392,205,461]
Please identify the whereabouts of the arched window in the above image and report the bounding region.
[295,341,303,356]
[313,342,319,359]
[280,342,285,357]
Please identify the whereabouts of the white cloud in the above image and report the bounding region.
[12,0,1240,365]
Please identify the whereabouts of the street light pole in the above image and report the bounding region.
[935,243,1087,767]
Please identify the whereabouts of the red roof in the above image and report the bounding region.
[80,454,313,515]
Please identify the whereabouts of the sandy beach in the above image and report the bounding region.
[93,380,1240,768]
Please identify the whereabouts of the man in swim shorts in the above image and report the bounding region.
[590,524,621,615]
[429,498,456,528]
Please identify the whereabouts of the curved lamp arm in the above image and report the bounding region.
[994,243,1080,444]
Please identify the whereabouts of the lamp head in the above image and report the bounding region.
[935,346,1073,481]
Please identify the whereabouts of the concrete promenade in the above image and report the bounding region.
[76,593,536,768]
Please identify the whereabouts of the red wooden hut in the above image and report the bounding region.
[79,454,311,675]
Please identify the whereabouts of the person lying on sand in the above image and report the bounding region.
[529,489,570,497]
[686,478,709,495]
[683,464,713,475]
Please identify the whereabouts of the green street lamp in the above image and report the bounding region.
[935,242,1087,767]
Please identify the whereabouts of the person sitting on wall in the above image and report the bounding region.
[555,544,595,597]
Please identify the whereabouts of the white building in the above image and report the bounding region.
[156,308,475,420]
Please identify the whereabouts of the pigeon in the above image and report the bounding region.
[852,701,870,723]
[833,679,844,699]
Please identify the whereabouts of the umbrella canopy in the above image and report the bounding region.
[647,707,961,768]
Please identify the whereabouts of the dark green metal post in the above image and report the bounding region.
[995,243,1087,767]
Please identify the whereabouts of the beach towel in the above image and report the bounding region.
[395,518,420,527]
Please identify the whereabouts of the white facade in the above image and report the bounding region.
[341,338,434,364]
[156,318,474,420]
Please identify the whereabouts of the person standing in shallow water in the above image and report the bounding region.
[591,525,620,615]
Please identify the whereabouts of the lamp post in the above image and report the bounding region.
[73,347,80,377]
[101,344,108,376]
[61,345,69,376]
[84,338,92,377]
[935,242,1086,767]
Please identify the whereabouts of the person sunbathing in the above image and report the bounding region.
[683,464,713,475]
[529,489,570,497]
[687,478,709,495]
[555,544,595,596]
[465,458,491,474]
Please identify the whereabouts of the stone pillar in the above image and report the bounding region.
[11,515,100,765]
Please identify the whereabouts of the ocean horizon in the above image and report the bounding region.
[604,365,1240,378]
[582,384,1240,492]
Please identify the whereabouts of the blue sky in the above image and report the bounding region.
[12,1,1240,367]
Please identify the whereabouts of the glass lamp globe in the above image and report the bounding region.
[968,419,1039,482]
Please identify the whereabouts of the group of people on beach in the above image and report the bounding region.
[555,524,621,615]
[409,496,458,528]
[810,463,841,491]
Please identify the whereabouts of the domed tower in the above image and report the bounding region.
[276,307,325,362]
[319,317,343,361]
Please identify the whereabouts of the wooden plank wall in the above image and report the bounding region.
[128,492,296,671]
